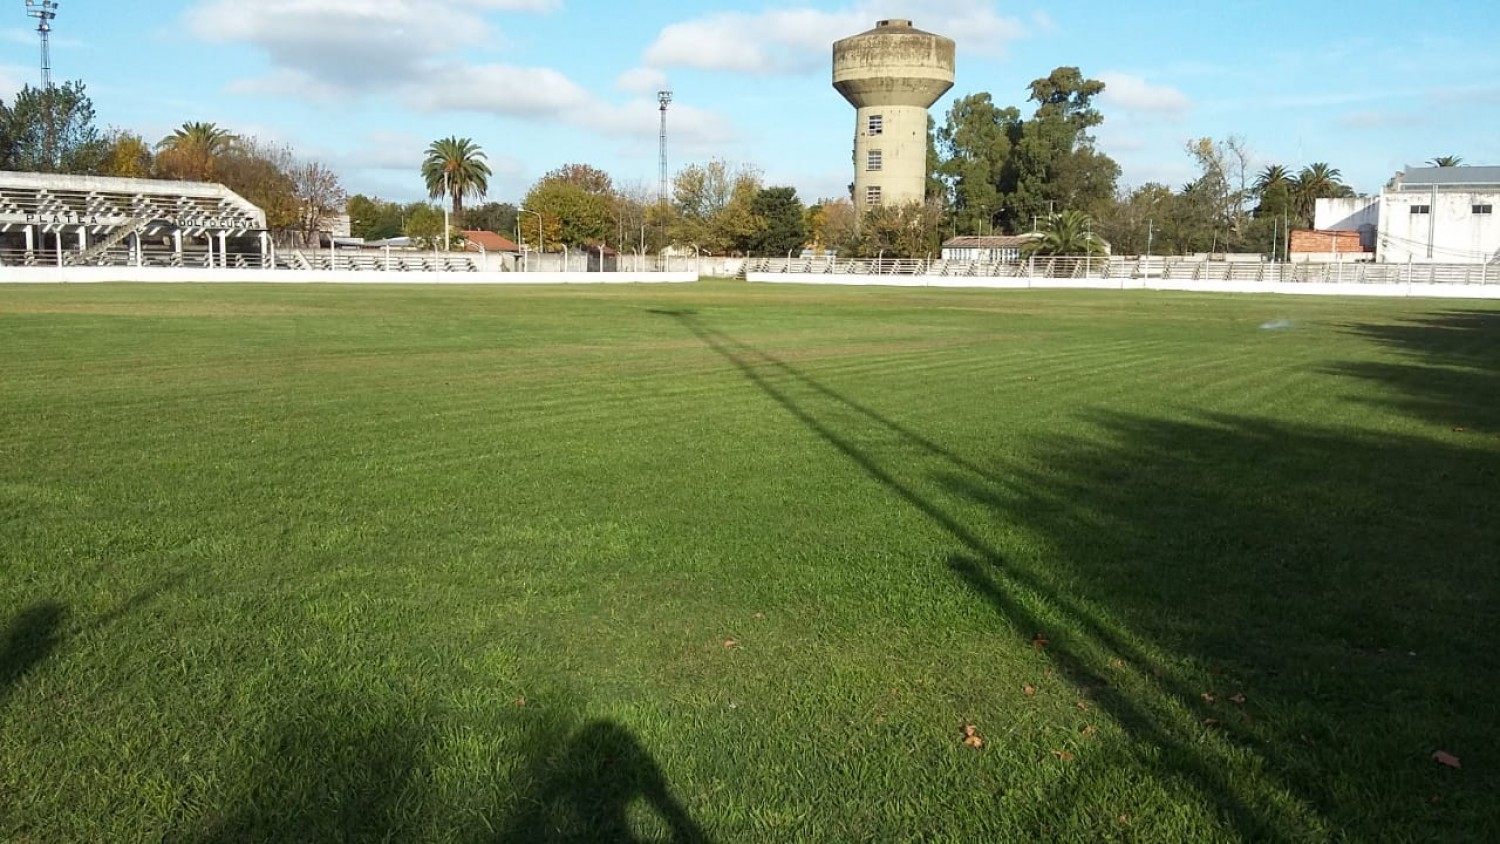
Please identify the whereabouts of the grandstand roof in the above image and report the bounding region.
[0,170,266,233]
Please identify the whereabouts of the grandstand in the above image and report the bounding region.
[0,170,270,268]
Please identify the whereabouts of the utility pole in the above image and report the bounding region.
[1145,219,1154,263]
[442,169,451,253]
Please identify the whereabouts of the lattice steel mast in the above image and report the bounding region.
[657,90,673,207]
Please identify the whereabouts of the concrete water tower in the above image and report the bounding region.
[833,19,955,209]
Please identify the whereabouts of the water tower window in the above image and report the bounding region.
[1474,204,1493,215]
[868,115,883,135]
[866,186,882,205]
[867,150,883,171]
[1410,205,1430,215]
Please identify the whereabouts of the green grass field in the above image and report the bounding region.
[1,281,1497,842]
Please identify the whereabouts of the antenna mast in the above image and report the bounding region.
[26,0,58,89]
[657,90,673,207]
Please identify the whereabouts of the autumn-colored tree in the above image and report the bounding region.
[156,121,237,182]
[97,130,154,179]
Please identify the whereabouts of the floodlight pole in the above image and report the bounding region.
[657,90,673,207]
[442,170,451,252]
[25,1,59,168]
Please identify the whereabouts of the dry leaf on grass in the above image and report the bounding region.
[723,639,740,649]
[1230,693,1247,705]
[962,724,985,749]
[1433,751,1461,769]
[1024,684,1037,696]
[1201,693,1216,704]
[1051,749,1075,761]
[1081,725,1098,738]
[1032,634,1050,650]
[1203,718,1220,727]
[1076,700,1090,712]
[514,696,527,707]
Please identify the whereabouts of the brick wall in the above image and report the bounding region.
[1290,229,1367,254]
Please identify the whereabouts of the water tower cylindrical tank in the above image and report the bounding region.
[833,19,955,209]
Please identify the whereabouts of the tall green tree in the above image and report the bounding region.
[421,137,491,219]
[156,121,238,181]
[347,195,406,241]
[936,93,1021,235]
[1007,67,1120,233]
[0,81,106,174]
[747,187,807,256]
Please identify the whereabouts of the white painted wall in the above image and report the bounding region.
[1377,190,1500,264]
[746,273,1500,299]
[1315,197,1380,232]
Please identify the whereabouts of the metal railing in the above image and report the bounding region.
[743,256,1500,285]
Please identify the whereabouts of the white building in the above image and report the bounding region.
[1316,166,1500,264]
[941,234,1041,262]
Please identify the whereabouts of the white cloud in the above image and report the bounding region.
[0,63,28,97]
[616,67,669,95]
[642,1,1025,76]
[185,0,559,92]
[404,63,736,147]
[1098,73,1193,119]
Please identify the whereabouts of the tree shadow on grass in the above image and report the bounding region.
[1328,309,1500,432]
[662,309,1500,840]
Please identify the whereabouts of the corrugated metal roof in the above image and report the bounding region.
[942,234,1040,248]
[1397,166,1500,188]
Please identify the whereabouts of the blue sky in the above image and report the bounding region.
[4,1,1498,205]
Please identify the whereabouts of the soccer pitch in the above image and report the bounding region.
[2,282,1497,841]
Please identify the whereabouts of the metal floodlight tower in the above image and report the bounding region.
[657,90,673,207]
[25,0,58,89]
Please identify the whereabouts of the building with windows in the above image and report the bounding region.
[833,19,955,209]
[1315,166,1500,264]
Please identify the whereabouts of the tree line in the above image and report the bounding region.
[8,71,1465,260]
[0,81,345,245]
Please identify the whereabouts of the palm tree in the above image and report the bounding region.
[1026,209,1105,256]
[422,137,492,220]
[1253,164,1291,196]
[1428,155,1463,168]
[156,121,238,181]
[1291,163,1351,227]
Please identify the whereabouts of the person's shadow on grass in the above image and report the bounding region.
[498,720,711,844]
[0,602,66,710]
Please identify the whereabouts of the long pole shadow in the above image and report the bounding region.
[660,310,1323,840]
